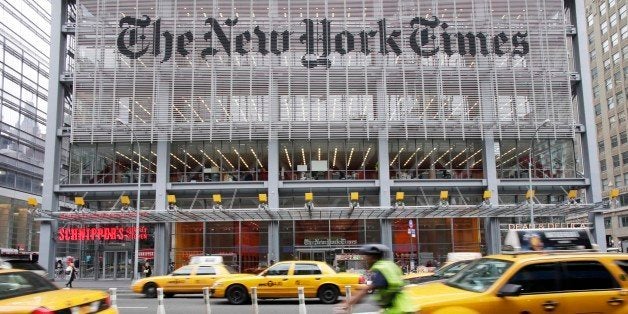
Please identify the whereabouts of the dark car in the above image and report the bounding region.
[404,260,472,285]
[0,259,47,277]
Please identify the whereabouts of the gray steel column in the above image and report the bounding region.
[378,137,393,249]
[38,0,68,276]
[153,141,170,275]
[568,0,605,250]
[483,136,501,254]
[267,139,280,263]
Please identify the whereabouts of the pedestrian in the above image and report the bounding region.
[143,262,152,277]
[336,244,417,314]
[65,261,76,288]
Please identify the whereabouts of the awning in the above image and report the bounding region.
[46,203,603,225]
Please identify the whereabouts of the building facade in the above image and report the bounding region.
[40,0,604,279]
[586,0,627,203]
[0,1,50,253]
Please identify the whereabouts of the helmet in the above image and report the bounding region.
[359,244,390,256]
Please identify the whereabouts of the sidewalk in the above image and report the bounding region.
[53,278,134,292]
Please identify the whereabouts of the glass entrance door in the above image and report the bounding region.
[297,249,334,265]
[103,251,130,279]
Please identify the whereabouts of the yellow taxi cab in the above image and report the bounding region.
[402,259,473,284]
[0,269,116,314]
[210,260,367,304]
[404,228,628,313]
[131,263,247,298]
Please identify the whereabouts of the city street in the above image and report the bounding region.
[58,280,380,314]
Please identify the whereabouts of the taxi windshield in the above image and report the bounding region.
[0,271,58,300]
[445,258,512,292]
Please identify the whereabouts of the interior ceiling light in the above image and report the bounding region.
[332,147,338,167]
[360,147,372,168]
[347,147,355,168]
[184,150,204,167]
[318,147,321,160]
[390,147,405,166]
[417,147,437,167]
[199,149,220,168]
[432,147,453,166]
[444,149,467,167]
[457,149,483,167]
[284,148,293,169]
[216,149,235,169]
[170,153,191,169]
[250,148,264,169]
[233,148,250,170]
[301,148,307,165]
[403,147,422,167]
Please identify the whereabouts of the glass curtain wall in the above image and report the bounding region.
[392,218,481,271]
[496,139,577,179]
[389,140,483,180]
[170,141,268,183]
[0,196,39,250]
[280,140,378,181]
[67,143,157,184]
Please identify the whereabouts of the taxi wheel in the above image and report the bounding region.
[226,285,249,305]
[318,285,339,304]
[143,282,158,298]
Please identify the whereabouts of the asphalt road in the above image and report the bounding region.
[114,293,380,314]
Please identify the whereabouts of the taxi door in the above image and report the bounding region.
[494,262,566,314]
[163,265,194,293]
[291,263,324,297]
[256,263,292,298]
[192,265,220,291]
[560,260,627,314]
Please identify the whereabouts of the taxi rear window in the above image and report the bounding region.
[0,271,57,300]
[615,260,628,274]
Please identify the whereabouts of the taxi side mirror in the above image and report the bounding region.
[497,284,522,297]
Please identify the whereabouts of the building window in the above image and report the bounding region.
[620,131,627,145]
[616,175,622,187]
[611,135,618,148]
[619,112,626,124]
[611,33,619,47]
[600,3,607,15]
[610,116,618,129]
[601,159,607,172]
[593,85,600,98]
[603,178,609,187]
[620,5,626,19]
[608,97,616,110]
[599,141,606,151]
[606,78,614,91]
[610,0,616,8]
[591,68,599,81]
[623,152,628,165]
[613,52,620,65]
[618,93,626,106]
[613,155,620,167]
[625,174,628,186]
[587,14,594,26]
[603,39,610,53]
[604,58,612,70]
[624,46,628,59]
[590,49,597,61]
[610,13,618,27]
[601,21,609,35]
[621,216,628,228]
[623,25,628,40]
[605,217,612,229]
[496,139,577,179]
[595,104,602,116]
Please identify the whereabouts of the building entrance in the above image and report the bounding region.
[297,249,334,264]
[102,251,131,279]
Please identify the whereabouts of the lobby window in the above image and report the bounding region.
[170,141,268,183]
[621,216,628,228]
[280,140,377,181]
[390,140,482,180]
[613,155,620,167]
[67,143,156,184]
[611,135,618,148]
[497,139,576,179]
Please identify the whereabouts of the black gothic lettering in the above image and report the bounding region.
[235,31,251,55]
[152,19,161,56]
[409,16,439,57]
[512,32,529,56]
[270,30,290,55]
[441,23,455,56]
[176,31,193,56]
[493,32,509,56]
[161,31,173,62]
[335,31,355,55]
[359,30,377,55]
[117,15,152,59]
[456,32,488,56]
[254,26,269,55]
[300,19,318,68]
[202,18,232,58]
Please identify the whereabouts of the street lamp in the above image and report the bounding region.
[528,119,551,226]
[133,141,142,280]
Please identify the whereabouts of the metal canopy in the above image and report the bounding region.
[49,204,602,225]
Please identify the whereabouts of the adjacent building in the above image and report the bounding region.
[40,0,604,279]
[0,1,50,252]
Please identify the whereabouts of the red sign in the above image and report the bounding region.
[139,249,154,259]
[57,226,149,241]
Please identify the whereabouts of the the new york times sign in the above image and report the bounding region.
[117,15,529,68]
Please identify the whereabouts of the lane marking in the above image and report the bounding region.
[117,306,149,309]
